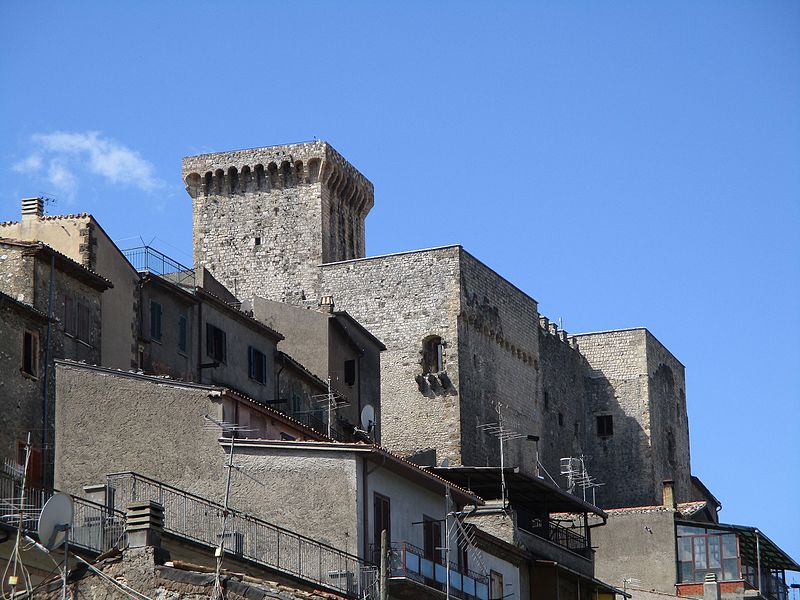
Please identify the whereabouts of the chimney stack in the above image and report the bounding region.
[126,500,164,548]
[21,197,43,220]
[662,479,676,508]
[319,295,335,314]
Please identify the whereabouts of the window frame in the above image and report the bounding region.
[206,323,227,364]
[178,314,188,353]
[344,359,356,386]
[597,414,614,438]
[22,329,39,378]
[248,346,267,385]
[373,492,391,553]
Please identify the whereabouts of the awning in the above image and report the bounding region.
[428,466,606,518]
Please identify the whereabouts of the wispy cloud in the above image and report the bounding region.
[12,131,163,199]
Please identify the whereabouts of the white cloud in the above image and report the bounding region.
[12,131,163,197]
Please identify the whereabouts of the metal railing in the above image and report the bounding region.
[370,541,490,600]
[106,472,377,598]
[521,517,591,555]
[0,471,125,554]
[122,245,195,288]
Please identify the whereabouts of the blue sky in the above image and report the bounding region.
[2,0,798,580]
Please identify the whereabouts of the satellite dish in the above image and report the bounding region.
[38,493,73,551]
[441,458,450,467]
[360,404,375,432]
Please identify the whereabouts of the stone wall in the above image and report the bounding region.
[184,141,373,305]
[457,250,541,475]
[320,246,464,465]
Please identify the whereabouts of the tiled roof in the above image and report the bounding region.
[0,213,90,226]
[676,501,708,518]
[0,237,113,289]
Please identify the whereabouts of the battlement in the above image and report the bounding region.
[538,316,580,350]
[182,140,373,215]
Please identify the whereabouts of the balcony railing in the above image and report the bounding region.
[371,542,490,600]
[521,517,591,556]
[122,245,195,288]
[0,471,125,554]
[106,472,378,598]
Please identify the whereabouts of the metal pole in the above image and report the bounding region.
[62,530,69,600]
[42,254,55,485]
[379,529,388,600]
[756,531,762,594]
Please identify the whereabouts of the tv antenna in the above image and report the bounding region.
[559,455,605,504]
[312,377,349,438]
[1,433,36,600]
[477,403,525,508]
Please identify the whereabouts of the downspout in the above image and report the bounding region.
[40,253,55,485]
[197,300,203,383]
[275,352,285,410]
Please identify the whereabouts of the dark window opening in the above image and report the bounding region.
[22,330,38,377]
[178,315,187,353]
[422,336,444,374]
[150,301,162,341]
[597,415,614,437]
[558,412,564,427]
[254,237,261,246]
[76,301,91,343]
[344,359,356,386]
[249,346,267,384]
[373,493,391,555]
[206,323,226,363]
[423,516,443,565]
[543,390,549,410]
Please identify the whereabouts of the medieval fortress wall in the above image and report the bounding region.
[185,140,692,509]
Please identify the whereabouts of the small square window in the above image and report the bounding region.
[597,415,614,437]
[249,346,267,384]
[254,237,261,246]
[206,323,226,363]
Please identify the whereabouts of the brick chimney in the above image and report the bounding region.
[662,479,676,508]
[21,197,43,220]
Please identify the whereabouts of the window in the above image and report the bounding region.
[558,412,564,427]
[249,346,267,384]
[16,441,42,483]
[543,390,549,410]
[76,301,91,343]
[22,330,38,377]
[490,571,504,600]
[677,525,740,583]
[150,301,162,341]
[344,359,356,386]
[178,315,188,353]
[373,493,391,553]
[597,415,614,438]
[422,336,444,374]
[423,516,443,565]
[254,236,261,246]
[206,323,226,363]
[63,295,76,335]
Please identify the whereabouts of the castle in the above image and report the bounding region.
[183,140,693,511]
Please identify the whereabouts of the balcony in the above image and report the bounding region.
[371,542,490,600]
[521,517,591,556]
[122,245,195,288]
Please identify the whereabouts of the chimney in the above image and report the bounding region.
[702,573,721,600]
[662,479,676,508]
[21,197,43,220]
[126,500,164,548]
[319,295,335,314]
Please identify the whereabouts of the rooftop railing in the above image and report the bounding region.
[521,517,591,556]
[106,472,378,598]
[122,245,195,288]
[0,471,125,554]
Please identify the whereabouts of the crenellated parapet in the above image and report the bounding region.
[182,140,374,218]
[538,316,580,351]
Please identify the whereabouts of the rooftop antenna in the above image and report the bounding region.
[560,455,605,504]
[477,403,525,508]
[38,492,74,600]
[203,414,251,600]
[312,377,349,438]
[1,433,35,600]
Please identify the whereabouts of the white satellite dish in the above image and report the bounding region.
[441,458,450,467]
[360,404,375,432]
[38,493,73,551]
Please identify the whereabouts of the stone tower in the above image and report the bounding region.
[183,141,373,304]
